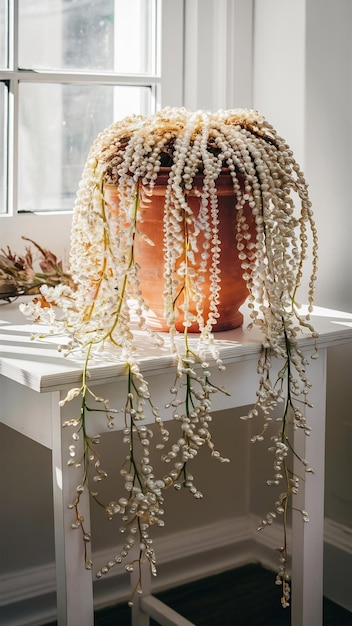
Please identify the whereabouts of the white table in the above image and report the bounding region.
[1,301,352,626]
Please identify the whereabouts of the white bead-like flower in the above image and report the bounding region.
[21,107,318,611]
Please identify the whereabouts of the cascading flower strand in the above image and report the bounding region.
[20,107,318,608]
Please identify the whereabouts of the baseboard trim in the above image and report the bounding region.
[323,518,352,613]
[94,514,257,613]
[0,516,254,625]
[0,515,350,625]
[0,562,55,605]
[324,518,352,555]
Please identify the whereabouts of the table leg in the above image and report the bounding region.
[291,348,327,626]
[131,562,151,626]
[131,563,195,626]
[51,391,94,626]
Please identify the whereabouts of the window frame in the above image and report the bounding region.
[0,0,255,259]
[0,0,184,254]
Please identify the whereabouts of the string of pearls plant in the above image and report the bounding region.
[21,107,318,608]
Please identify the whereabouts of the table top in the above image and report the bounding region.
[1,300,352,393]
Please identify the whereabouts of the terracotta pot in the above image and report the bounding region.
[104,169,256,332]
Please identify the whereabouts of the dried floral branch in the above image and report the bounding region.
[0,236,74,301]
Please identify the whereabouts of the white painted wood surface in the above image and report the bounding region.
[1,301,352,625]
[291,350,327,625]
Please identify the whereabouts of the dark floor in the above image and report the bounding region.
[92,563,352,626]
[45,563,352,625]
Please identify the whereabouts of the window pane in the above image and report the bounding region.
[18,83,152,212]
[0,82,7,214]
[0,0,8,69]
[18,0,157,74]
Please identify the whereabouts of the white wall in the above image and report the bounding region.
[253,0,352,532]
[253,4,352,610]
[305,0,352,532]
[0,213,73,266]
[305,0,352,312]
[254,0,352,310]
[184,0,254,110]
[253,0,306,163]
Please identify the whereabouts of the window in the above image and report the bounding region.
[0,0,183,216]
